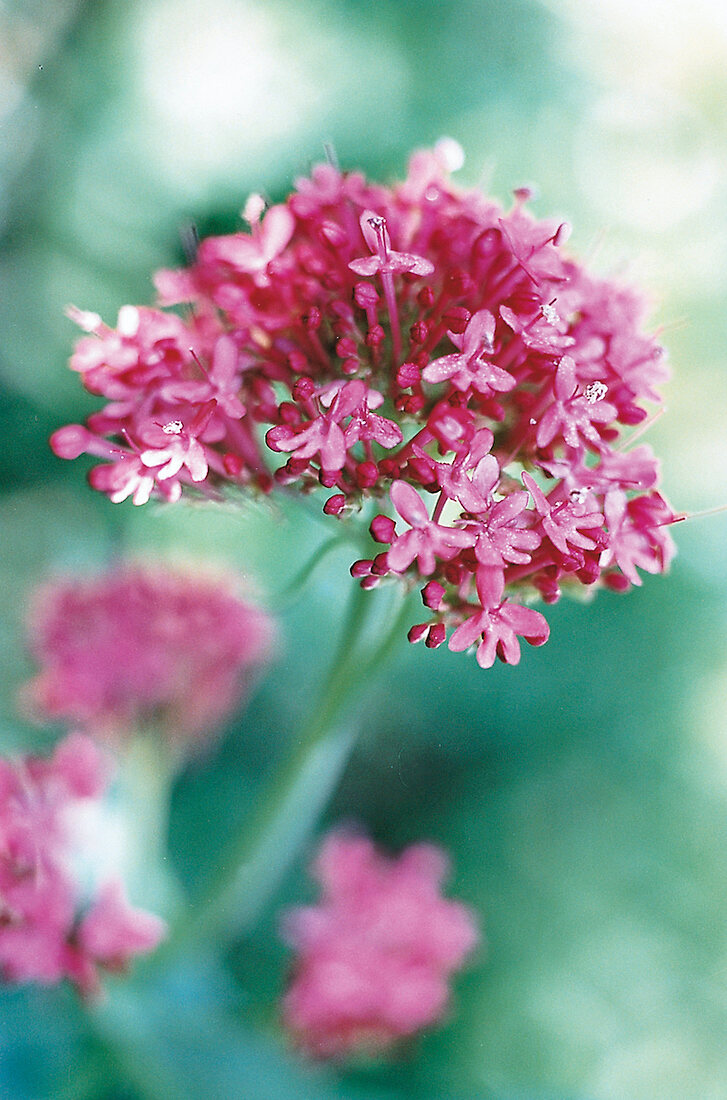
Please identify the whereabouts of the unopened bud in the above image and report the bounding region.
[323,494,346,516]
[370,515,396,543]
[422,581,445,610]
[425,622,446,648]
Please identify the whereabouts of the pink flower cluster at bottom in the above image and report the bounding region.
[0,732,165,994]
[281,831,478,1059]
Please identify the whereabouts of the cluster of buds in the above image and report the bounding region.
[22,563,274,753]
[53,141,676,667]
[280,830,478,1058]
[0,732,164,994]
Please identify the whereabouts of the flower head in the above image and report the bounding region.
[0,732,165,994]
[280,830,478,1059]
[53,144,676,666]
[22,563,274,750]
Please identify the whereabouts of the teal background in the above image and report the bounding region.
[2,1,727,1097]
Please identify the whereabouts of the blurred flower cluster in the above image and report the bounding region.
[0,731,164,995]
[0,562,274,995]
[22,562,274,754]
[281,830,478,1059]
[2,556,478,1059]
[53,141,675,668]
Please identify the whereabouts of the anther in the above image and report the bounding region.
[584,381,608,404]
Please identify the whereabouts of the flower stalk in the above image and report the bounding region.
[166,580,417,950]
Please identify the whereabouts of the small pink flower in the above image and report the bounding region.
[471,491,541,568]
[348,212,434,278]
[280,830,478,1059]
[448,567,550,668]
[600,489,676,586]
[138,404,214,483]
[536,356,617,452]
[423,309,515,395]
[523,472,604,558]
[198,201,295,283]
[22,563,275,751]
[384,481,475,575]
[500,301,575,356]
[267,380,370,475]
[432,429,498,514]
[87,453,176,506]
[160,336,247,420]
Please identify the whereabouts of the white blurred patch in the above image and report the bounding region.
[549,0,727,94]
[575,91,718,232]
[133,0,406,192]
[63,796,132,901]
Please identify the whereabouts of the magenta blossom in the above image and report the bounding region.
[423,309,515,395]
[383,480,475,575]
[447,566,550,668]
[0,732,165,995]
[53,144,676,667]
[280,830,478,1059]
[22,563,274,751]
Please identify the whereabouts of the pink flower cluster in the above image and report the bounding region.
[280,831,478,1059]
[53,142,676,667]
[23,564,274,748]
[0,732,164,993]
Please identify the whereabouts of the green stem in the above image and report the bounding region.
[164,582,415,950]
[117,734,183,916]
[270,531,355,610]
[83,993,182,1100]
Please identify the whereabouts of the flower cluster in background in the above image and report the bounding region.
[280,830,478,1059]
[0,561,277,996]
[0,732,165,994]
[52,142,676,668]
[22,563,275,752]
[4,561,478,1055]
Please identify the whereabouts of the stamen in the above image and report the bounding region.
[431,489,448,524]
[671,503,727,524]
[368,216,403,364]
[189,347,210,380]
[323,141,339,170]
[367,216,389,262]
[180,222,200,265]
[616,407,666,450]
[541,300,559,325]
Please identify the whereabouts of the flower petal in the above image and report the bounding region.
[390,481,431,527]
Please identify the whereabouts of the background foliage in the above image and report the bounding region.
[2,1,727,1097]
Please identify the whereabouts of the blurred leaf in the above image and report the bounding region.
[85,952,404,1100]
[0,985,90,1100]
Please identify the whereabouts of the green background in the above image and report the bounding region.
[2,1,727,1097]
